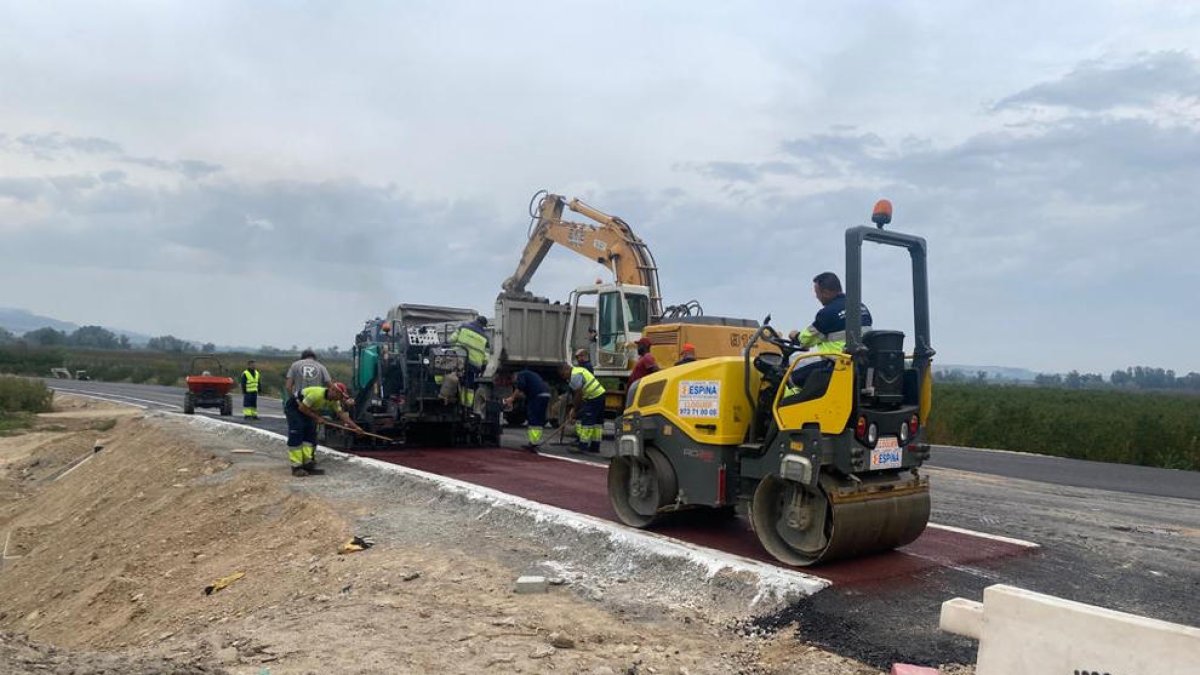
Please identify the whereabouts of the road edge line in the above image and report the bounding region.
[927,523,1040,549]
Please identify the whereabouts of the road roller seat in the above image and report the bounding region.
[860,329,905,406]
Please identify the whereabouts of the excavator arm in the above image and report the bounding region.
[501,192,665,320]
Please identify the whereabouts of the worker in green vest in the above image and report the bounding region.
[290,382,364,476]
[559,361,606,454]
[239,359,261,420]
[449,316,489,409]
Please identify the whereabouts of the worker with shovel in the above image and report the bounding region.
[502,369,551,453]
[287,382,365,476]
[559,362,606,454]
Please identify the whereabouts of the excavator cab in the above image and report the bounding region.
[568,283,651,370]
[609,200,935,567]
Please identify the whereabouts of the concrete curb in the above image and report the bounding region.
[174,412,831,605]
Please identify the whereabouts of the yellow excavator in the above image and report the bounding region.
[498,191,762,415]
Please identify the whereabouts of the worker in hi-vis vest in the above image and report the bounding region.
[785,271,873,395]
[502,369,551,453]
[239,359,261,420]
[288,382,364,477]
[559,362,606,455]
[449,315,489,409]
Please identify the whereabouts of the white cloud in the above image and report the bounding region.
[1,2,1198,373]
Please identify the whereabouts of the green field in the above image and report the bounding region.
[927,382,1200,471]
[0,345,351,396]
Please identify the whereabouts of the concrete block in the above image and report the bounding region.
[891,666,938,675]
[514,575,548,594]
[940,584,1200,675]
[938,597,983,639]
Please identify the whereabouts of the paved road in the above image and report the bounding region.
[47,379,1198,501]
[930,444,1198,501]
[45,379,1200,668]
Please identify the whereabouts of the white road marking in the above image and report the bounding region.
[926,523,1040,548]
[530,451,607,467]
[49,387,284,419]
[48,388,155,408]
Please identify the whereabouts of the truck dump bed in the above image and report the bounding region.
[489,296,595,369]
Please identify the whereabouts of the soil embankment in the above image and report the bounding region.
[0,395,885,674]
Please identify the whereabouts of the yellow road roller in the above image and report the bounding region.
[608,203,934,566]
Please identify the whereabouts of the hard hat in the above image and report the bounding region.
[682,343,695,352]
[332,382,350,398]
[574,348,590,359]
[636,337,652,347]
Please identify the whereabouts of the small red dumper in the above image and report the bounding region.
[184,356,234,416]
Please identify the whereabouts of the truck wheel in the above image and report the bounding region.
[220,395,232,416]
[183,393,195,415]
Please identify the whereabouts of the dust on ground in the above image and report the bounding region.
[0,394,924,674]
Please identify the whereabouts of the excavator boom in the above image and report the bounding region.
[502,192,664,320]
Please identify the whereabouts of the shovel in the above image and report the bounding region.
[321,420,399,444]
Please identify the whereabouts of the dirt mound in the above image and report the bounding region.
[0,396,887,674]
[0,419,348,652]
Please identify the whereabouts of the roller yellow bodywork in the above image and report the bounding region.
[626,356,761,446]
[773,353,856,435]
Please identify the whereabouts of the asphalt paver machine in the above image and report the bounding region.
[339,304,501,447]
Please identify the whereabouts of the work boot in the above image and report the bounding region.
[302,462,324,475]
[519,444,539,454]
[291,467,309,477]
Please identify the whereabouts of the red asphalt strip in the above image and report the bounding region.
[351,447,1035,586]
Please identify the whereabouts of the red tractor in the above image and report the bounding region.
[184,356,235,416]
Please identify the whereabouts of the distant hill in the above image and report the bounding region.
[0,307,150,345]
[0,308,79,335]
[934,363,1039,382]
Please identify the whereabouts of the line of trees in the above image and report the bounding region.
[1034,366,1200,392]
[0,325,345,359]
[939,366,1200,393]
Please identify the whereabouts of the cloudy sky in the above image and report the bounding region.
[2,1,1198,373]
